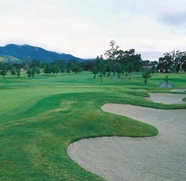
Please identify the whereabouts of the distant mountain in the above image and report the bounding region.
[0,44,84,62]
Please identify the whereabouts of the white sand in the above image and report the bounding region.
[68,94,186,181]
[146,93,186,104]
[170,89,186,93]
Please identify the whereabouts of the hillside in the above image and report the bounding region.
[0,44,84,62]
[0,54,22,62]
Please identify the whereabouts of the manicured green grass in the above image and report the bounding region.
[0,71,186,180]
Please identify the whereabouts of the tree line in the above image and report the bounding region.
[1,40,186,81]
[157,49,186,73]
[0,59,81,78]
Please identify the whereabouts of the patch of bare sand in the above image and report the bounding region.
[68,96,186,181]
[146,93,186,104]
[170,89,186,93]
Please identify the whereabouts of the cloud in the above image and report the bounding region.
[0,0,186,60]
[139,51,164,61]
[159,11,186,27]
[157,0,186,27]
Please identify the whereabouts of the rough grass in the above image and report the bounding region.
[0,71,186,180]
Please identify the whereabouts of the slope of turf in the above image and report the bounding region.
[0,72,186,180]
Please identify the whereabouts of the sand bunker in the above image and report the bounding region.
[170,89,186,93]
[146,93,186,104]
[68,95,186,181]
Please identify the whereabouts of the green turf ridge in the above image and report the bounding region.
[0,72,186,180]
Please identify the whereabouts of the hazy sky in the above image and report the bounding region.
[0,0,186,60]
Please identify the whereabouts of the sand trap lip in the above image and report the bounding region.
[68,101,186,180]
[146,93,186,104]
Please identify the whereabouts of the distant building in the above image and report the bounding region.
[142,66,152,69]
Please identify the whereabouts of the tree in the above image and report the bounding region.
[182,59,186,72]
[35,68,40,74]
[71,65,80,74]
[92,55,105,80]
[31,59,41,68]
[157,57,164,72]
[135,64,140,75]
[16,69,21,79]
[68,59,80,73]
[52,64,60,74]
[151,65,156,75]
[164,75,169,87]
[98,56,106,82]
[31,68,35,78]
[117,49,142,76]
[0,64,7,78]
[106,63,111,77]
[115,63,122,78]
[11,68,16,77]
[180,55,186,72]
[157,55,172,73]
[66,67,70,74]
[141,69,151,86]
[157,50,186,73]
[61,67,65,74]
[163,50,185,73]
[80,60,93,71]
[26,68,32,78]
[105,40,120,75]
[43,63,51,74]
[92,65,98,79]
[126,63,133,79]
[16,64,21,78]
[54,59,67,71]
